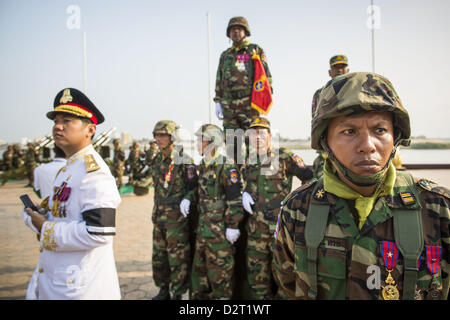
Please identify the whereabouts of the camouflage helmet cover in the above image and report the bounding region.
[311,72,411,150]
[153,120,179,138]
[227,16,251,37]
[195,124,223,146]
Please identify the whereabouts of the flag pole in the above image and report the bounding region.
[207,12,212,123]
[82,31,88,93]
[371,0,375,72]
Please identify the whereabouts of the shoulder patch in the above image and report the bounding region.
[292,154,305,168]
[417,179,450,199]
[84,154,100,173]
[229,168,238,183]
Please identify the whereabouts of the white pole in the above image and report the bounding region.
[371,0,375,73]
[83,31,88,93]
[207,12,212,123]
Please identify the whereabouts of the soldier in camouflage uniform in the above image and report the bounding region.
[12,143,23,170]
[112,139,126,189]
[150,120,198,300]
[24,142,39,187]
[273,72,450,300]
[214,16,272,163]
[2,145,13,171]
[242,117,313,299]
[311,55,349,179]
[126,141,145,184]
[183,124,243,299]
[146,140,158,166]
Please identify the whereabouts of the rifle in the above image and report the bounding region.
[92,127,116,149]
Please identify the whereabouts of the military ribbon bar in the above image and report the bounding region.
[381,241,399,270]
[425,245,442,274]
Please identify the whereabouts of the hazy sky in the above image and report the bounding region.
[1,0,449,143]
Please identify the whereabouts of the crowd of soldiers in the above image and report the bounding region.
[1,142,41,187]
[15,15,450,301]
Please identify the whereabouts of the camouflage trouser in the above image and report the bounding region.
[191,220,235,300]
[26,164,36,186]
[112,166,124,189]
[246,208,278,299]
[222,96,259,165]
[152,204,190,296]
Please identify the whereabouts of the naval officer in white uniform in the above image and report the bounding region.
[23,87,121,299]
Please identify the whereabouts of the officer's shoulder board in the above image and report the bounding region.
[281,178,318,207]
[84,154,100,173]
[417,178,450,199]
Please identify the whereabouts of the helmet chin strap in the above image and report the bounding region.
[320,139,398,187]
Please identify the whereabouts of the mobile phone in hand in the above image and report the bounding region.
[20,194,39,212]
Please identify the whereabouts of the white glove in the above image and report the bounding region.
[22,209,40,234]
[242,192,255,214]
[226,228,240,244]
[215,102,223,120]
[180,199,191,218]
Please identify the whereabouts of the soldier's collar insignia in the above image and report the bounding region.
[314,188,325,200]
[399,191,416,206]
[60,88,73,104]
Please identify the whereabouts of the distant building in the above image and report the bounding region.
[121,132,133,145]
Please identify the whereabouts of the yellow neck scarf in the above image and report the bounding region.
[323,160,396,229]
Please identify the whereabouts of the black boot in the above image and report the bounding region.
[171,294,182,300]
[152,287,170,300]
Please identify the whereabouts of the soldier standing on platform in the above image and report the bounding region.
[273,72,450,300]
[214,16,272,163]
[22,87,121,299]
[183,124,243,300]
[242,117,312,299]
[311,55,350,179]
[112,139,126,189]
[150,120,198,300]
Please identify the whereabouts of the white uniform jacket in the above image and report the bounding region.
[38,144,121,299]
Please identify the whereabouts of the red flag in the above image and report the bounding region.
[251,52,273,115]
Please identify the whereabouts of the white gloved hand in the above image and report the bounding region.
[22,209,40,234]
[226,228,240,244]
[215,102,223,120]
[180,199,191,218]
[242,192,255,214]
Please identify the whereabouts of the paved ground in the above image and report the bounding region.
[0,170,449,300]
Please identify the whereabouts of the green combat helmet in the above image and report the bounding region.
[153,120,179,141]
[227,16,251,37]
[195,124,223,146]
[311,72,411,186]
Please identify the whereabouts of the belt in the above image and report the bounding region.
[155,196,183,206]
[223,89,251,99]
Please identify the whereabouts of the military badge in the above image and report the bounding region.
[60,88,73,104]
[425,245,442,299]
[230,169,238,183]
[52,181,71,218]
[380,240,400,300]
[399,191,416,206]
[187,165,196,179]
[164,162,175,189]
[293,154,305,168]
[84,154,100,173]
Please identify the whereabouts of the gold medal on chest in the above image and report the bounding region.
[381,270,400,300]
